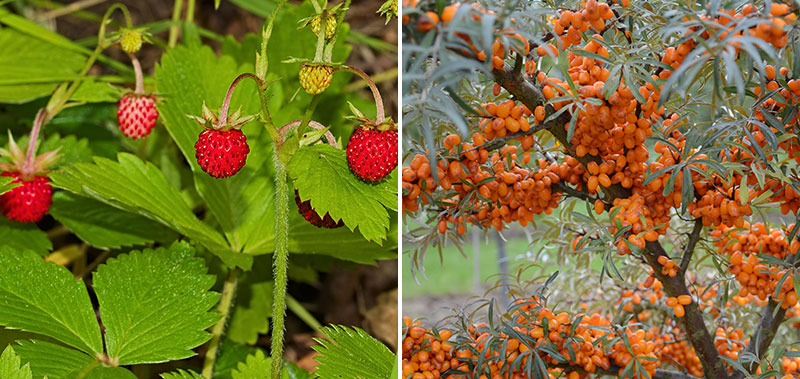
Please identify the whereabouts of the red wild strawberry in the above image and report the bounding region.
[195,129,249,179]
[294,190,343,228]
[0,130,60,223]
[117,93,158,139]
[187,102,255,178]
[0,172,52,223]
[347,127,398,182]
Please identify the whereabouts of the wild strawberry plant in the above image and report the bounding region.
[402,0,800,378]
[0,0,398,378]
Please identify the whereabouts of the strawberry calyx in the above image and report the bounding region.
[186,102,256,132]
[0,131,61,182]
[346,101,396,132]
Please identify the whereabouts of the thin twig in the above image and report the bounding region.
[679,218,703,274]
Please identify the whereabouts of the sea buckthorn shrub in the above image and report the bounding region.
[403,0,800,378]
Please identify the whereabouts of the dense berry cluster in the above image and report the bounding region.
[402,1,800,377]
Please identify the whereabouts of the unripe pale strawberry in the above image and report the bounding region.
[310,14,337,39]
[117,93,158,139]
[120,31,143,54]
[195,129,249,179]
[0,172,52,223]
[346,128,398,182]
[294,190,343,228]
[299,64,333,95]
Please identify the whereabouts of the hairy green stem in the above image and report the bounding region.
[168,0,183,47]
[202,268,240,378]
[45,3,132,118]
[256,0,288,81]
[322,0,349,61]
[270,154,290,379]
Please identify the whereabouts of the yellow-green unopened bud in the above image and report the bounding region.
[310,15,337,40]
[120,31,143,54]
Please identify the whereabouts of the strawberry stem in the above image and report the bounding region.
[256,0,288,81]
[339,66,385,123]
[278,120,339,148]
[270,154,290,379]
[45,4,132,120]
[129,53,145,95]
[21,108,47,178]
[202,268,239,378]
[217,73,265,129]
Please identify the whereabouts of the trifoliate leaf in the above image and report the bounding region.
[288,144,397,243]
[161,369,205,379]
[0,247,102,355]
[312,326,394,379]
[0,217,51,256]
[13,339,93,379]
[92,241,220,365]
[0,345,32,379]
[232,349,270,379]
[49,192,177,249]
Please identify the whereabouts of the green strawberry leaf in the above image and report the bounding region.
[0,217,51,256]
[213,340,264,379]
[312,325,394,379]
[70,79,123,103]
[0,247,103,355]
[0,345,32,379]
[288,144,396,243]
[284,362,313,379]
[228,257,273,344]
[156,43,277,260]
[40,105,121,160]
[231,350,270,379]
[0,27,85,103]
[161,369,205,379]
[93,241,220,365]
[40,133,93,168]
[48,153,244,267]
[64,366,137,379]
[49,192,178,249]
[285,214,397,264]
[13,339,94,379]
